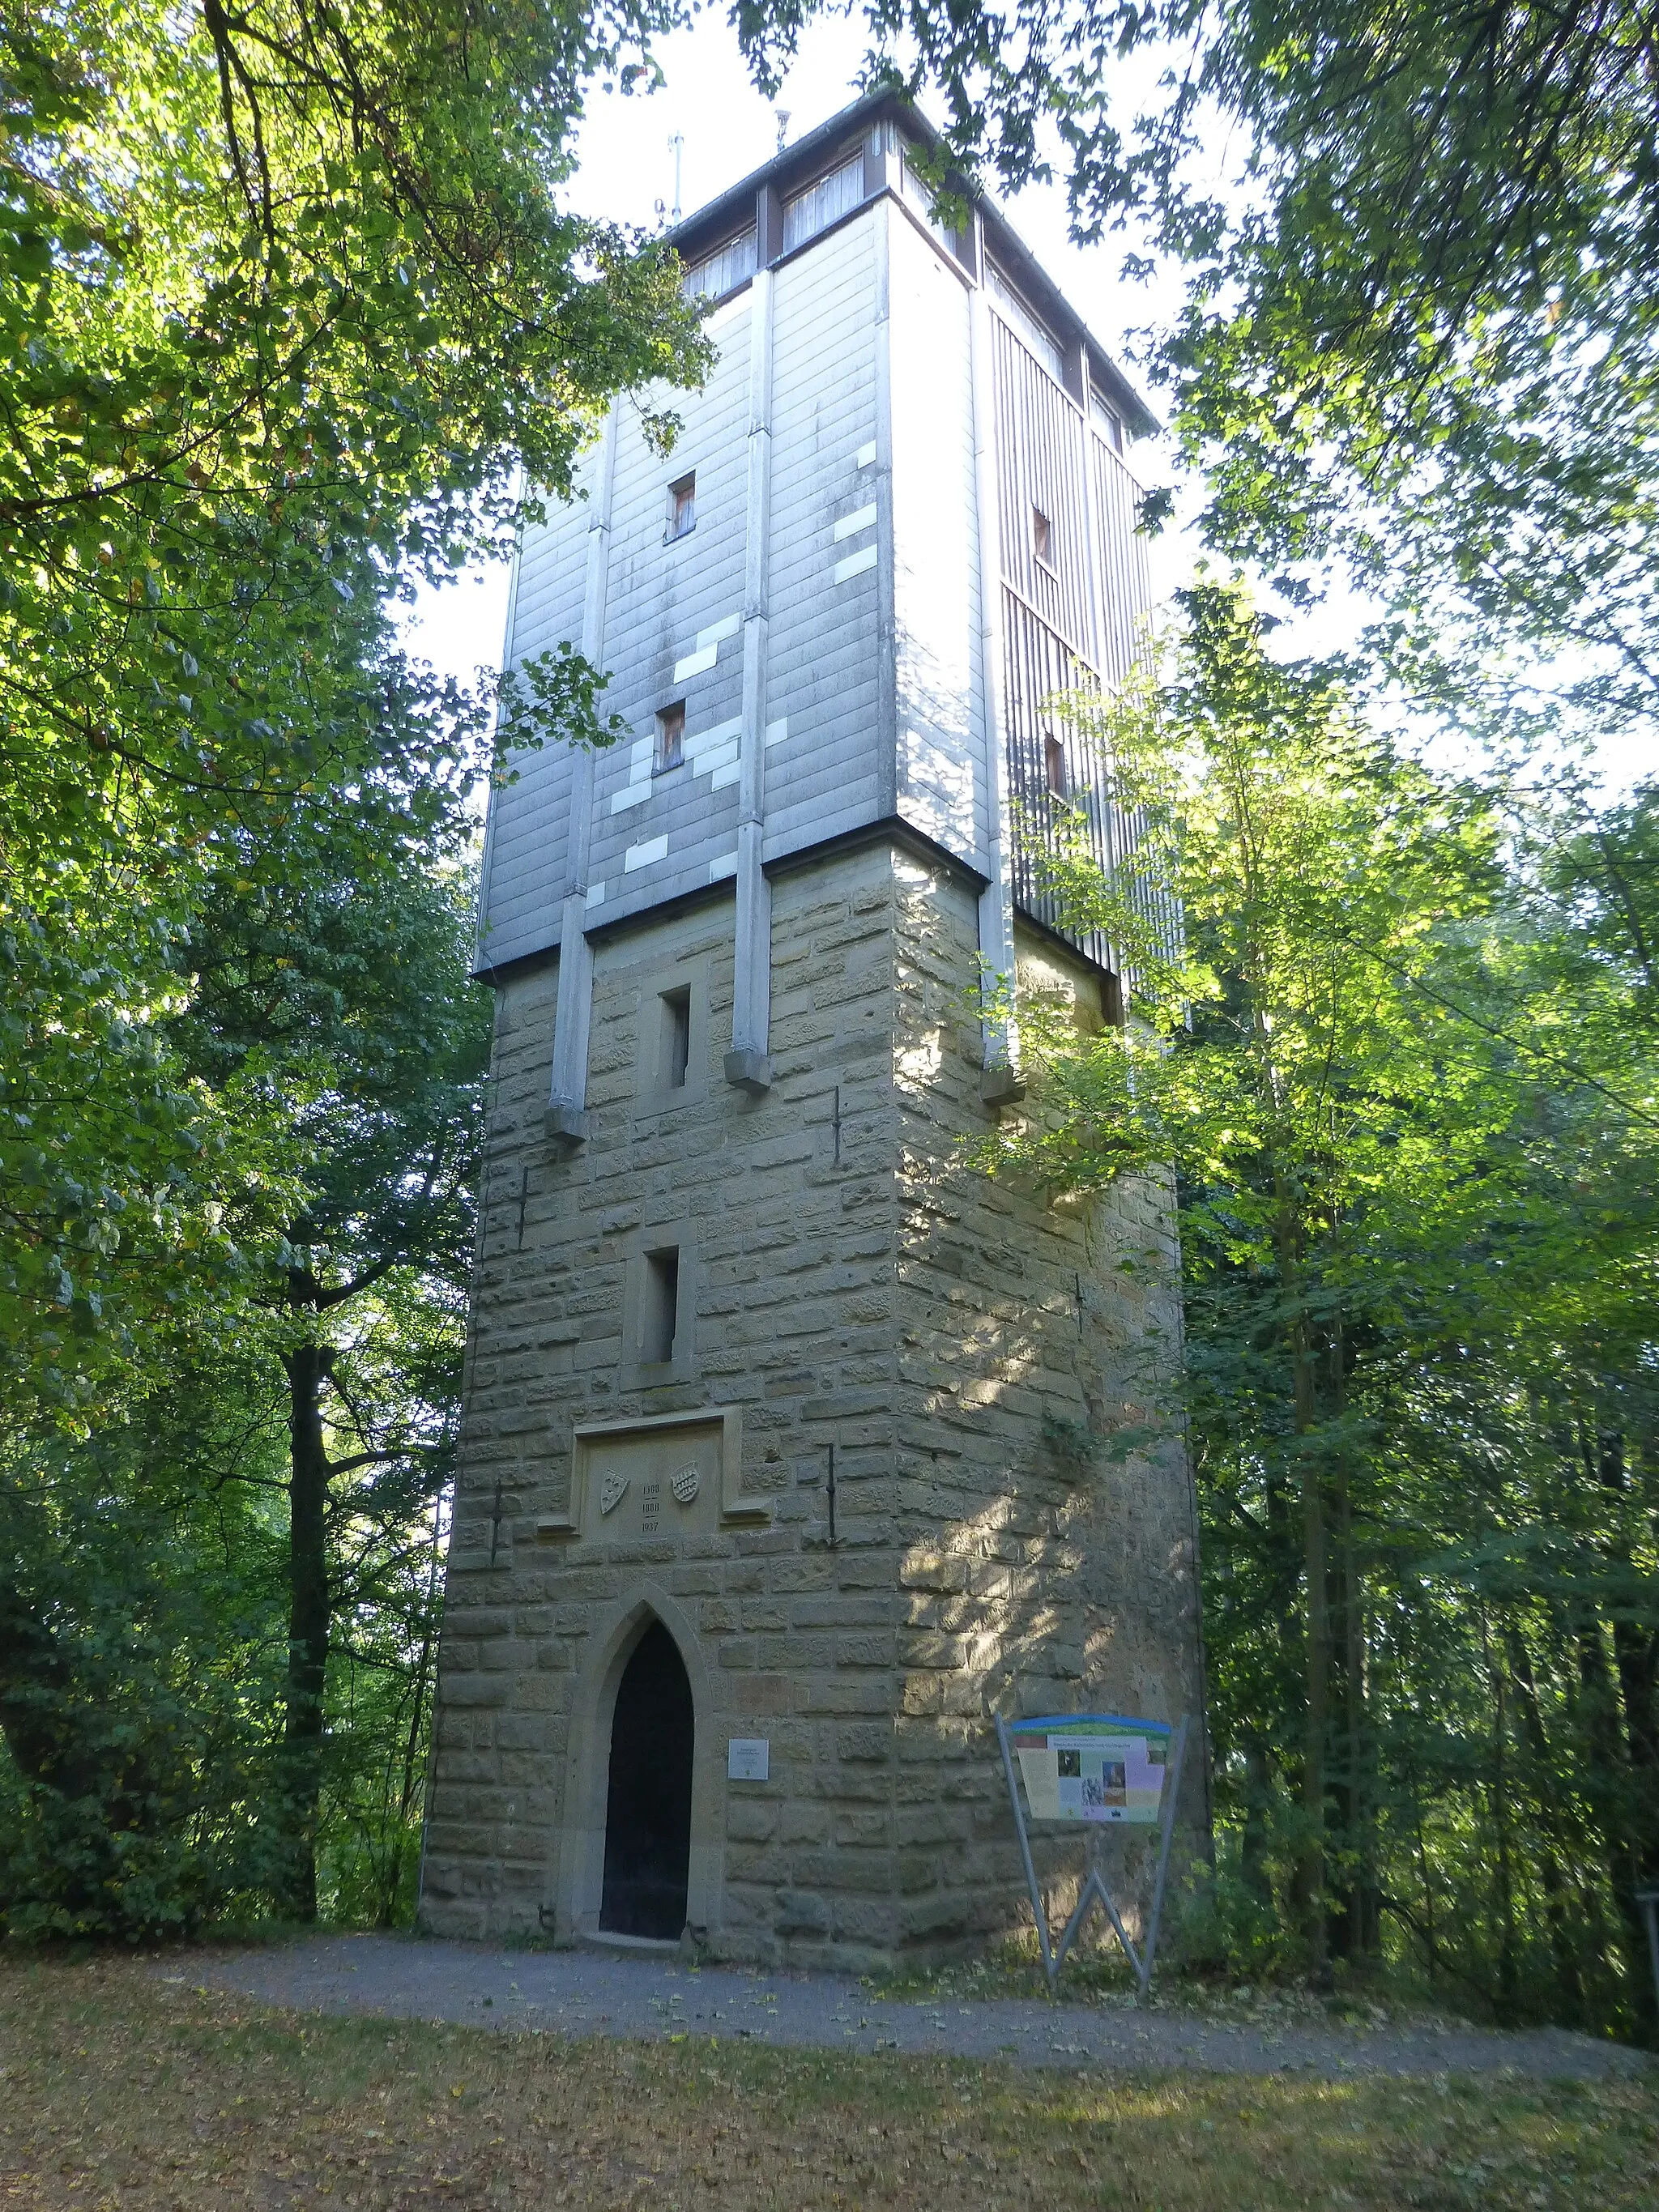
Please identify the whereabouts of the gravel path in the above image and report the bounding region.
[181,1933,1648,2082]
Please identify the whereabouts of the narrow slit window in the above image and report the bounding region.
[660,987,691,1089]
[1091,389,1124,453]
[1032,506,1055,569]
[643,1247,680,1365]
[1044,732,1068,798]
[655,701,685,773]
[666,473,696,542]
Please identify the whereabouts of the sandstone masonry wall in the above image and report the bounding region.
[421,837,1206,1965]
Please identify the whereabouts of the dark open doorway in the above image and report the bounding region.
[599,1618,694,1939]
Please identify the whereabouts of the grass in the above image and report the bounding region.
[0,1955,1655,2210]
[868,1937,1478,2035]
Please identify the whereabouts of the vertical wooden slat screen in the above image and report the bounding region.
[781,158,865,254]
[1092,433,1152,691]
[990,316,1091,652]
[987,293,1179,980]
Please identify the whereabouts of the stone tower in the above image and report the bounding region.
[420,92,1208,1965]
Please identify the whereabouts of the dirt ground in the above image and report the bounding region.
[2,1951,1657,2211]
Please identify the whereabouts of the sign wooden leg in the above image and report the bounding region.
[1137,1715,1190,2004]
[996,1714,1056,1986]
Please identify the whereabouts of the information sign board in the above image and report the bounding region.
[1006,1713,1173,1826]
[996,1711,1189,1999]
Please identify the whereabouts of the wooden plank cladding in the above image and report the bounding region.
[982,277,1175,979]
[476,87,1166,1009]
[987,306,1094,658]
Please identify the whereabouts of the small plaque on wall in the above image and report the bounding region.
[727,1737,770,1782]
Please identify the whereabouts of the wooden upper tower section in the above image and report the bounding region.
[477,91,1157,1126]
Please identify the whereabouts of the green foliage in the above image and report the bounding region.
[180,820,489,1921]
[0,0,709,1941]
[1,0,705,1412]
[992,583,1509,1214]
[0,827,486,1942]
[0,1423,289,1940]
[981,587,1659,2034]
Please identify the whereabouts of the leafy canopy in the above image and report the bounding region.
[979,586,1659,2023]
[736,0,1659,758]
[1,0,707,1409]
[987,583,1511,1247]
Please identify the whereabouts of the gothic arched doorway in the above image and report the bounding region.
[599,1618,694,1939]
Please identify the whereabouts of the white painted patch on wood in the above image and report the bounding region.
[834,543,879,584]
[834,501,878,541]
[685,714,742,772]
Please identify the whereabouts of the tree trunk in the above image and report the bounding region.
[281,1337,333,1921]
[1413,1811,1441,1976]
[1328,1468,1379,1958]
[1486,1622,1519,2018]
[1275,1184,1329,1980]
[1240,1738,1275,1908]
[1506,1626,1584,2024]
[1612,1611,1659,2037]
[1325,1318,1378,1963]
[1596,1430,1659,2032]
[381,1498,446,1928]
[1574,1598,1648,2022]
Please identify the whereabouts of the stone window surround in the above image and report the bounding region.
[633,951,712,1111]
[619,1217,698,1392]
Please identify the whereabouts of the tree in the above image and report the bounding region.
[169,800,488,1920]
[0,796,488,1936]
[1137,0,1659,763]
[2,0,700,1412]
[981,586,1659,2025]
[0,1303,303,1940]
[990,582,1509,1967]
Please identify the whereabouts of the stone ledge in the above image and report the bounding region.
[544,1102,591,1149]
[723,1047,773,1095]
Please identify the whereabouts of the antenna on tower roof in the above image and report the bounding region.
[774,109,791,155]
[667,131,683,222]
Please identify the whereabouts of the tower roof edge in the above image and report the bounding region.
[666,87,1158,442]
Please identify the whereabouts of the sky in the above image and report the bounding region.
[401,11,1192,691]
[402,15,1647,797]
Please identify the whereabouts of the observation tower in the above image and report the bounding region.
[420,92,1207,1964]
